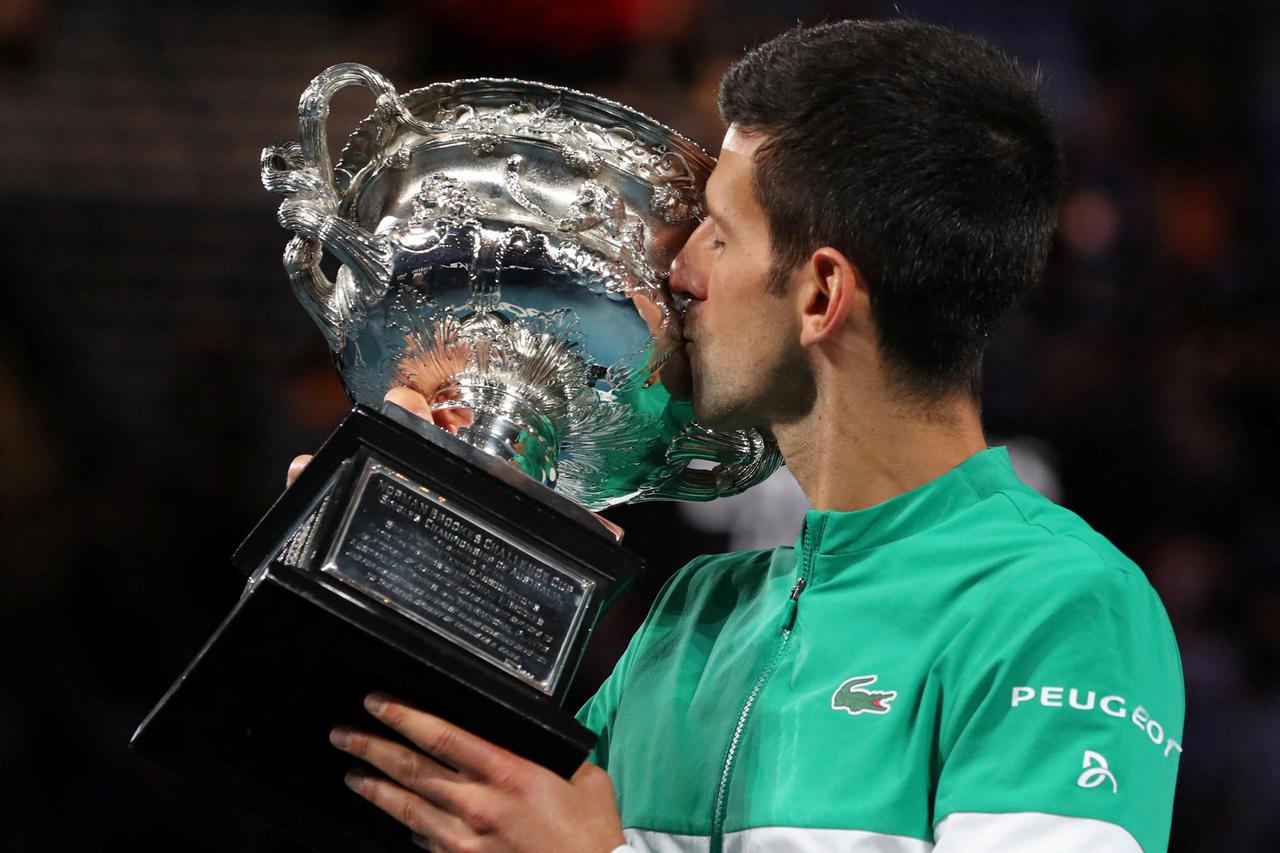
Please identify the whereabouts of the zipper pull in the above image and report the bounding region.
[782,577,807,632]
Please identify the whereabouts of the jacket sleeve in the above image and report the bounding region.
[576,560,701,770]
[575,633,636,770]
[930,552,1184,852]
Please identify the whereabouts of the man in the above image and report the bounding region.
[320,19,1184,852]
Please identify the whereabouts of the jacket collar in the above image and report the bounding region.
[798,446,1021,556]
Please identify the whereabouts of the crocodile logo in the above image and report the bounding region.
[831,675,898,715]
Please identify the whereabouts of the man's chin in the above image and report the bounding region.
[691,396,772,437]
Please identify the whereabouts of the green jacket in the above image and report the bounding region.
[579,448,1184,852]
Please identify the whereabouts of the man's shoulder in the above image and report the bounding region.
[933,483,1177,655]
[958,481,1143,592]
[990,484,1131,562]
[936,486,1181,691]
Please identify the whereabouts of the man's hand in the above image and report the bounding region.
[285,387,624,542]
[330,693,627,853]
[287,387,463,487]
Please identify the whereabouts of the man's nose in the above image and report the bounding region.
[668,218,711,301]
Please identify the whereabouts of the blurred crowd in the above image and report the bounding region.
[1,1,1277,850]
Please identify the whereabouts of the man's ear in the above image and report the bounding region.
[797,247,866,347]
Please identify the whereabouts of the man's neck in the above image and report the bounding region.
[772,377,988,513]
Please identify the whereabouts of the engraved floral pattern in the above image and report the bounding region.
[420,92,702,222]
[409,173,494,223]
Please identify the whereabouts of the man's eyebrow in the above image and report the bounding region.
[702,197,732,233]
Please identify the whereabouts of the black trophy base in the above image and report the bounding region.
[131,563,596,853]
[132,404,640,853]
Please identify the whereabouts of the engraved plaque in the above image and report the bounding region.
[320,458,594,694]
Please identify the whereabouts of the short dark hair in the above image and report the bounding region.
[719,19,1065,399]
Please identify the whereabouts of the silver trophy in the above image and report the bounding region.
[132,65,779,853]
[261,62,779,508]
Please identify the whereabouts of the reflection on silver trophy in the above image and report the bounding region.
[261,62,781,510]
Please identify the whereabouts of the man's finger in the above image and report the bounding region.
[385,386,436,423]
[343,769,468,845]
[330,726,458,795]
[287,454,313,487]
[591,512,625,543]
[432,405,473,437]
[364,693,516,783]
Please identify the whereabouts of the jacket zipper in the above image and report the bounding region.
[708,516,821,852]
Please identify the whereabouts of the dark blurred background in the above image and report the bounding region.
[1,0,1277,850]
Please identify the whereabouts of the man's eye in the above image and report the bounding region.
[710,238,725,250]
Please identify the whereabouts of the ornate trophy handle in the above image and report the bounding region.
[261,64,400,343]
[297,63,403,190]
[633,423,783,502]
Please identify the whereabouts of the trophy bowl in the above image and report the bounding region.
[260,62,781,508]
[131,64,780,853]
